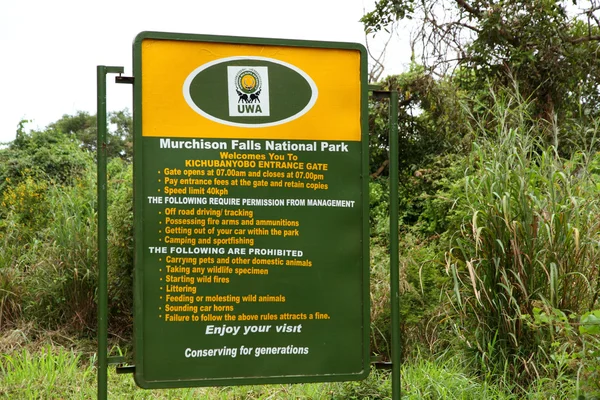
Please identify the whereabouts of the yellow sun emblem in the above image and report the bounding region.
[240,73,257,91]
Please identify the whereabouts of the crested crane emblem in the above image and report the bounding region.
[235,69,262,104]
[227,66,270,116]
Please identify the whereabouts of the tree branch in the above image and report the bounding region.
[567,35,600,44]
[455,0,482,18]
[437,20,482,33]
[370,159,390,178]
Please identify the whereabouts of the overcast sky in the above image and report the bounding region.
[0,0,410,143]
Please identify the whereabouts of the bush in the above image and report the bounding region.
[446,89,600,387]
[22,166,98,333]
[107,159,134,335]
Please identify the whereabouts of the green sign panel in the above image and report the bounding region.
[133,31,369,388]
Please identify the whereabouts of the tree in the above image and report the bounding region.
[50,109,133,160]
[369,65,468,178]
[363,0,600,125]
[0,125,91,193]
[0,109,133,193]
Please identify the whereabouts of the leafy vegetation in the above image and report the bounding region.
[445,89,600,390]
[2,1,600,397]
[0,120,133,336]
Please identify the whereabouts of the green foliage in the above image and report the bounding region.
[0,264,20,331]
[0,128,90,193]
[369,242,392,359]
[369,66,468,176]
[464,1,600,124]
[49,109,133,159]
[0,176,50,242]
[4,48,600,397]
[0,112,134,336]
[1,343,577,399]
[332,368,392,399]
[107,109,134,159]
[397,153,467,236]
[399,355,519,399]
[13,158,135,336]
[107,159,134,332]
[361,0,415,33]
[446,89,600,389]
[369,179,390,238]
[0,173,53,330]
[364,0,600,143]
[21,165,98,333]
[370,220,450,361]
[49,110,96,147]
[578,316,600,395]
[580,310,600,336]
[0,346,95,399]
[367,66,472,364]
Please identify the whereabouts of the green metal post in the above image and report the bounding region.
[97,65,124,400]
[389,90,401,399]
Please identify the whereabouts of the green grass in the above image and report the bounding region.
[0,346,95,399]
[400,358,514,400]
[0,344,586,399]
[0,345,369,399]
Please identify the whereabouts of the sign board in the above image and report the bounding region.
[133,31,369,388]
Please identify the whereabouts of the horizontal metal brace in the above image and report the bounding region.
[115,75,134,84]
[370,355,392,370]
[371,360,393,370]
[370,90,391,100]
[107,356,125,365]
[105,66,124,74]
[368,84,383,91]
[116,365,136,374]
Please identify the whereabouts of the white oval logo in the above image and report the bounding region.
[183,56,318,128]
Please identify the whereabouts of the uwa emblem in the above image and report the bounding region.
[227,66,270,116]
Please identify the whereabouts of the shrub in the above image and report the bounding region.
[23,167,98,333]
[107,159,134,335]
[446,89,600,386]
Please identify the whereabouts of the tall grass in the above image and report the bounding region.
[0,176,50,330]
[106,159,134,334]
[446,89,600,388]
[22,167,98,333]
[0,157,134,336]
[0,217,22,331]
